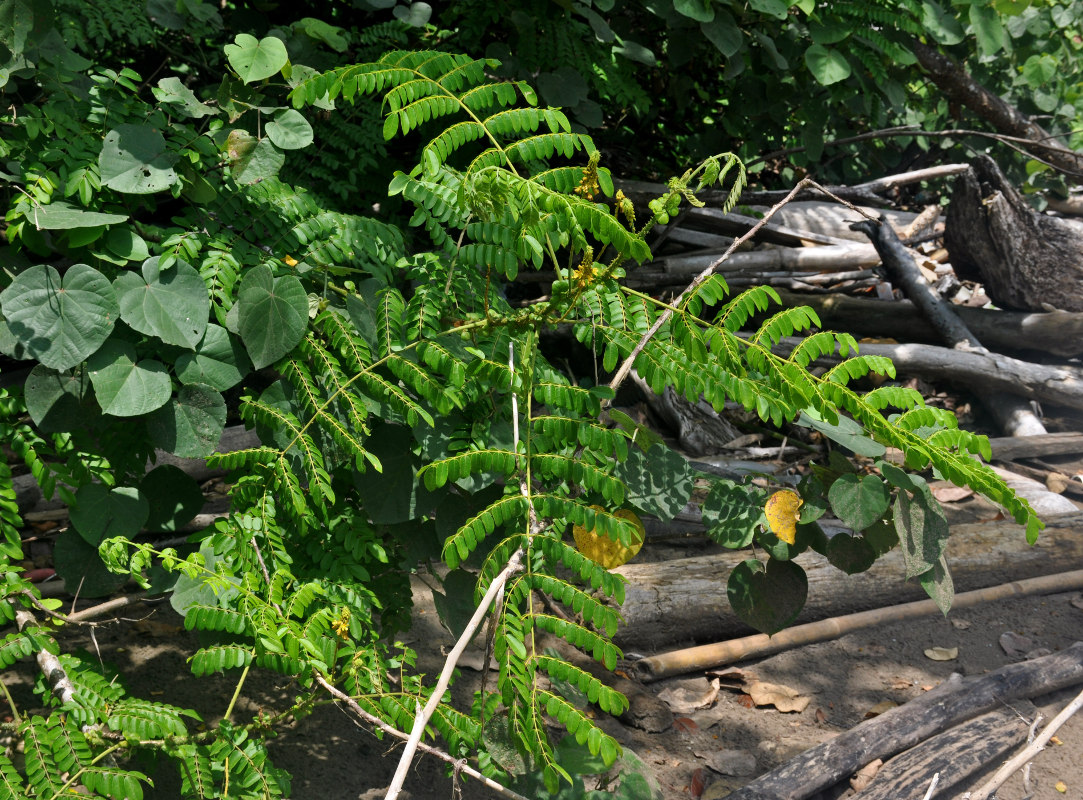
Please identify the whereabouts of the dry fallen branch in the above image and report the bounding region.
[963,685,1083,800]
[721,642,1083,800]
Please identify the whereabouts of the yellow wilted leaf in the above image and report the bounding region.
[1055,781,1067,793]
[765,490,802,545]
[573,507,645,570]
[283,255,299,267]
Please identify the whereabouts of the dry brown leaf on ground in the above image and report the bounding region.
[657,678,721,714]
[850,759,882,791]
[746,681,811,713]
[930,482,975,502]
[924,646,959,661]
[864,700,898,719]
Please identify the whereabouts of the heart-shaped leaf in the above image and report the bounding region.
[23,364,95,432]
[828,473,889,531]
[70,483,149,545]
[99,124,178,194]
[230,135,285,184]
[140,465,205,532]
[702,479,764,549]
[266,109,314,150]
[86,339,171,417]
[804,44,852,85]
[237,264,308,368]
[727,558,808,635]
[147,383,226,458]
[53,532,128,599]
[175,324,251,390]
[224,33,288,83]
[0,263,118,370]
[826,532,877,575]
[114,256,209,348]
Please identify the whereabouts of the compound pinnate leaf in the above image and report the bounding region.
[147,383,226,458]
[727,558,807,635]
[114,256,209,348]
[70,483,148,545]
[0,263,118,370]
[237,264,308,369]
[99,124,178,194]
[224,33,288,83]
[175,324,251,390]
[87,339,171,417]
[765,489,802,545]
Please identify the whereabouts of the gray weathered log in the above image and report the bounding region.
[769,290,1083,358]
[851,215,1046,437]
[945,155,1083,312]
[779,337,1083,412]
[613,513,1083,650]
[723,642,1083,800]
[984,432,1083,460]
[856,702,1035,800]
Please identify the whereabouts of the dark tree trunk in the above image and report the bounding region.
[945,155,1083,312]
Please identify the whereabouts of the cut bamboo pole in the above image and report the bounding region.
[633,570,1083,682]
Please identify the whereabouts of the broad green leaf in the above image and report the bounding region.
[863,518,899,556]
[798,408,885,456]
[231,136,285,184]
[140,465,204,532]
[293,17,348,51]
[22,200,127,230]
[147,383,226,458]
[747,0,789,19]
[921,0,965,45]
[175,324,251,390]
[727,558,807,635]
[616,443,694,521]
[237,264,308,368]
[482,714,528,776]
[1021,54,1057,88]
[673,0,714,23]
[895,482,950,579]
[430,569,477,639]
[702,479,764,548]
[701,12,743,57]
[70,484,148,545]
[224,33,288,83]
[114,256,209,348]
[53,532,128,598]
[24,364,94,433]
[826,532,877,574]
[804,44,852,86]
[99,124,178,194]
[266,109,314,150]
[827,473,889,531]
[612,40,655,65]
[86,339,171,417]
[0,263,118,370]
[919,553,954,615]
[355,423,443,524]
[152,76,216,118]
[393,2,432,27]
[537,67,589,108]
[103,227,150,262]
[170,542,241,616]
[970,4,1007,58]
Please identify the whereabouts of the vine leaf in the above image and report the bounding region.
[70,484,148,545]
[23,200,128,229]
[87,339,171,417]
[114,256,209,349]
[147,383,227,458]
[0,263,118,371]
[266,109,314,150]
[175,324,251,390]
[827,474,889,531]
[237,265,308,368]
[224,33,289,83]
[99,124,178,194]
[141,465,205,532]
[727,558,808,635]
[895,481,950,579]
[23,365,94,433]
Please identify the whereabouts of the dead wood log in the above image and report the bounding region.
[612,513,1083,651]
[945,155,1083,312]
[630,371,741,456]
[721,642,1083,800]
[769,290,1083,358]
[851,215,1046,437]
[983,432,1083,461]
[682,207,854,247]
[838,702,1036,800]
[746,201,938,244]
[632,571,1083,682]
[778,337,1083,413]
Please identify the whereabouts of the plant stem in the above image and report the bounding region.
[223,662,251,723]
